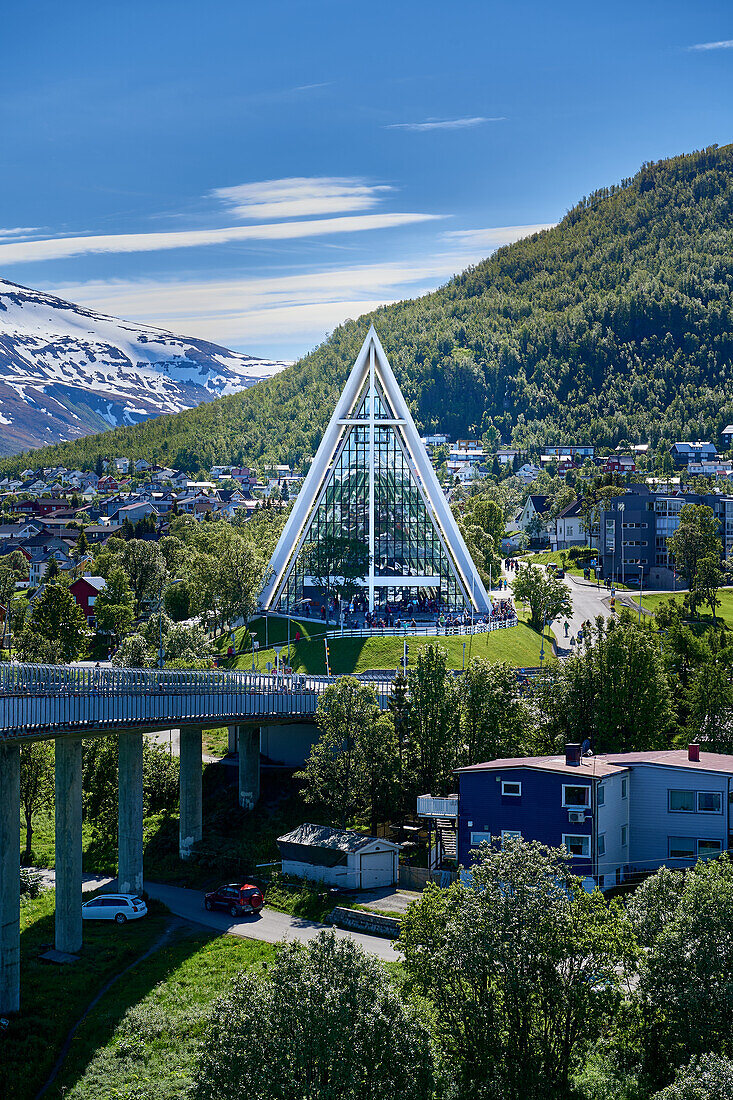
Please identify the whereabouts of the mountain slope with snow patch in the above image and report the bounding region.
[0,278,287,455]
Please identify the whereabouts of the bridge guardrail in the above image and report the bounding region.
[0,662,394,739]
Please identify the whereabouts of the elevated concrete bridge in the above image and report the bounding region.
[0,662,392,1014]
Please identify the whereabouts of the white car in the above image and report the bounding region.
[81,894,147,924]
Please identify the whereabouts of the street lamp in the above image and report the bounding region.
[618,502,625,589]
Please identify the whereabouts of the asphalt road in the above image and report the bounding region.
[145,881,399,960]
[30,871,399,960]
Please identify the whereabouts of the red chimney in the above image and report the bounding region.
[565,743,581,767]
[688,744,700,762]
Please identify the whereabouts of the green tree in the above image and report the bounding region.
[629,855,733,1092]
[458,658,531,765]
[406,644,458,795]
[119,539,166,613]
[22,582,89,661]
[558,617,672,751]
[512,563,572,632]
[398,837,633,1100]
[690,552,724,623]
[296,678,385,828]
[668,503,721,592]
[193,931,435,1100]
[111,632,152,667]
[653,1054,733,1100]
[19,741,54,862]
[94,566,135,642]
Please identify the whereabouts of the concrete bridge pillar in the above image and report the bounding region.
[118,731,143,896]
[233,725,260,810]
[55,737,83,955]
[0,741,20,1014]
[179,727,202,860]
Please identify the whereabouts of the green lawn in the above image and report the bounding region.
[45,927,275,1100]
[0,891,171,1100]
[218,620,553,674]
[638,587,733,628]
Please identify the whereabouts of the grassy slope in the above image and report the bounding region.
[0,892,170,1100]
[218,618,555,673]
[52,932,275,1100]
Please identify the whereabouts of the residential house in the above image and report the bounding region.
[495,447,520,465]
[603,454,636,474]
[69,576,106,627]
[541,444,595,460]
[672,441,718,467]
[109,501,159,525]
[443,743,733,891]
[517,494,549,536]
[27,545,72,585]
[515,463,540,485]
[550,499,587,550]
[84,523,122,545]
[0,521,41,541]
[420,433,450,449]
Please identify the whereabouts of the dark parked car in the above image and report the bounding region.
[204,883,264,917]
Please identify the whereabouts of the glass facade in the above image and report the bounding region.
[276,377,470,614]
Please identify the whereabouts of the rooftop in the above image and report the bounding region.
[277,822,382,853]
[456,754,625,778]
[457,748,733,778]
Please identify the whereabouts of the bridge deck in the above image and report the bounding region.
[0,664,392,740]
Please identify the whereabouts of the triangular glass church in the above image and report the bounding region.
[260,327,490,615]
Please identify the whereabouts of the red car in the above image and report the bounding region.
[204,883,264,917]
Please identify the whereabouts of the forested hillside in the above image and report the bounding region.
[4,144,733,475]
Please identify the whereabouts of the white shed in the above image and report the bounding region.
[277,823,399,891]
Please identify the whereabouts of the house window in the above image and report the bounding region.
[698,839,723,859]
[88,596,96,607]
[501,830,522,846]
[562,785,590,808]
[668,837,696,859]
[669,789,695,813]
[621,825,627,847]
[597,785,605,807]
[470,831,492,847]
[501,781,522,797]
[598,833,606,856]
[621,778,627,799]
[562,834,590,858]
[698,791,723,814]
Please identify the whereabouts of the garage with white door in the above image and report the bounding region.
[277,823,399,890]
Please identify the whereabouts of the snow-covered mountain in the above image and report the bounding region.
[0,278,288,456]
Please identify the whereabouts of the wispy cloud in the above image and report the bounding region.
[688,39,733,50]
[387,116,504,132]
[0,227,40,238]
[0,212,441,266]
[213,177,392,220]
[442,224,556,250]
[50,234,531,351]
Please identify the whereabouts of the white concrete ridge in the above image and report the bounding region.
[260,325,490,614]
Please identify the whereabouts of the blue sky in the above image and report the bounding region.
[1,0,732,360]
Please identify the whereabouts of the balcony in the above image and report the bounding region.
[417,794,458,818]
